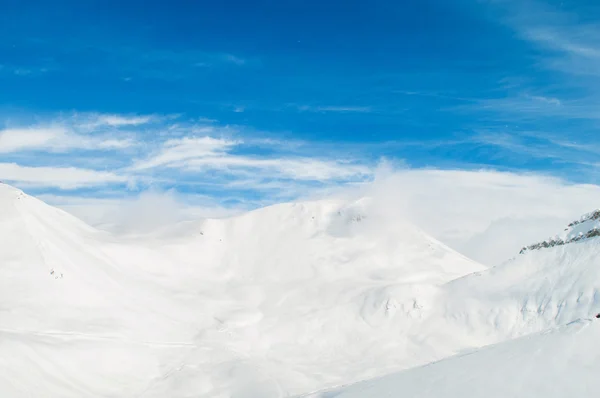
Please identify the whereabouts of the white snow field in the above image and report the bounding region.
[306,208,600,397]
[308,318,600,398]
[1,181,599,397]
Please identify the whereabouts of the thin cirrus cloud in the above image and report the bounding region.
[0,114,148,153]
[449,0,600,133]
[3,109,600,194]
[505,0,600,76]
[133,136,372,181]
[84,113,159,127]
[185,156,371,181]
[0,112,178,155]
[0,126,135,153]
[490,1,600,103]
[0,113,375,191]
[132,136,240,170]
[0,162,130,189]
[467,130,600,174]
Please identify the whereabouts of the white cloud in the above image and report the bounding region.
[41,190,244,233]
[523,25,600,58]
[96,138,136,149]
[185,156,371,181]
[133,136,239,170]
[0,163,129,189]
[0,114,374,199]
[352,168,600,266]
[499,0,600,78]
[0,114,141,153]
[0,126,69,152]
[133,136,372,181]
[87,114,157,127]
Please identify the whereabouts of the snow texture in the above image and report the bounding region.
[308,319,600,398]
[1,182,599,397]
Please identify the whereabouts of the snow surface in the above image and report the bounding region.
[1,182,599,397]
[306,212,600,397]
[308,318,600,398]
[0,183,484,397]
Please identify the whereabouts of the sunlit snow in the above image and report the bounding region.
[1,182,599,397]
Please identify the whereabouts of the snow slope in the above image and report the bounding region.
[3,181,599,397]
[307,211,600,397]
[0,184,485,397]
[309,318,600,398]
[0,185,207,397]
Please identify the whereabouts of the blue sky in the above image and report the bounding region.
[2,0,600,211]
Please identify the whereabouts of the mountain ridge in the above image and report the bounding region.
[520,209,600,254]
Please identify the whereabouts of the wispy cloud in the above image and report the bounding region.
[133,136,239,170]
[468,129,600,174]
[0,112,156,153]
[86,114,158,127]
[0,126,70,153]
[0,112,375,194]
[0,163,130,189]
[504,1,600,76]
[0,126,135,153]
[461,1,600,129]
[492,0,600,83]
[133,135,372,181]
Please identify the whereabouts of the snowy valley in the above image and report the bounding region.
[1,182,599,397]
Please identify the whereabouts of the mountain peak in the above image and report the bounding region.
[0,181,24,195]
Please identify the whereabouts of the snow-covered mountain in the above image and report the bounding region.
[2,182,599,397]
[309,211,600,397]
[0,183,484,397]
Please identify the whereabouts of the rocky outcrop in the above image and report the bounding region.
[520,209,600,254]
